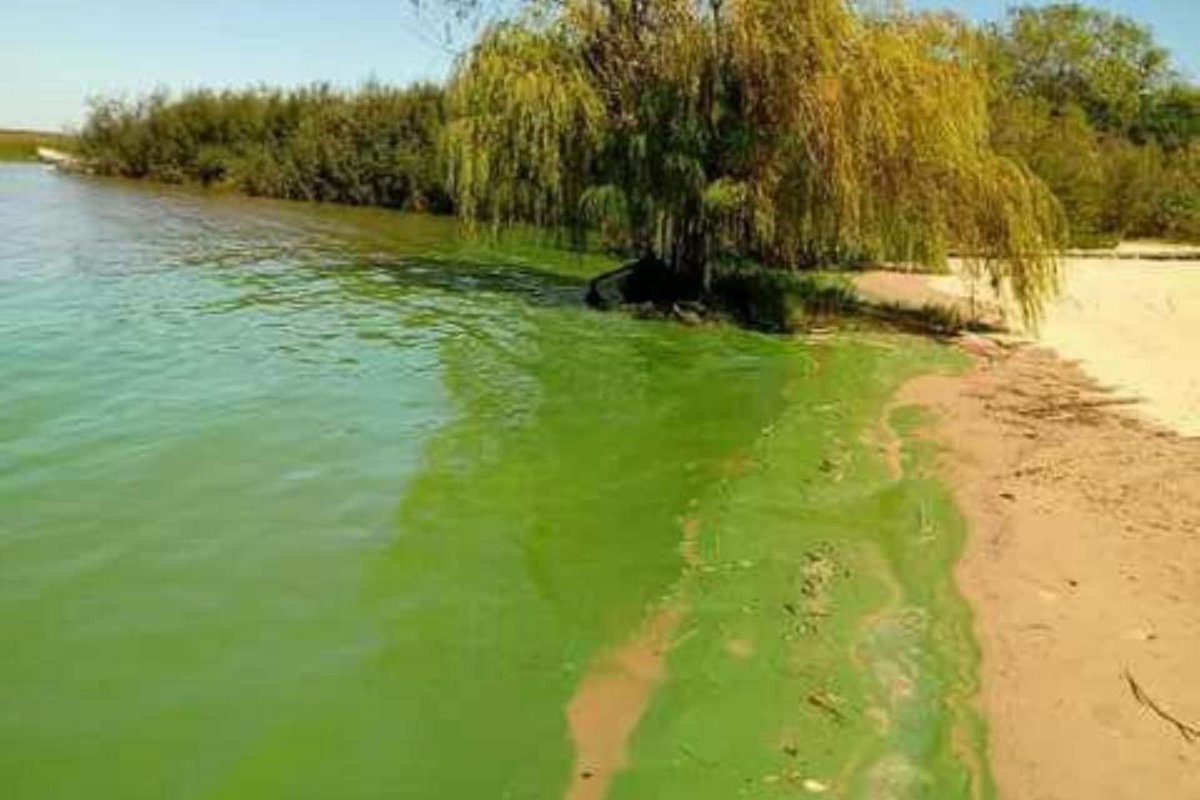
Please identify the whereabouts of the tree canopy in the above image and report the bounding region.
[984,3,1199,244]
[986,3,1172,135]
[442,0,1064,320]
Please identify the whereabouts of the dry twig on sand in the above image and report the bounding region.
[1124,670,1200,744]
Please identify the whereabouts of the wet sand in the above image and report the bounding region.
[565,607,683,800]
[563,517,700,800]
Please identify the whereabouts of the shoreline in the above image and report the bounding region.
[907,342,1200,798]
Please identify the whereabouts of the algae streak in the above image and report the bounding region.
[603,340,987,800]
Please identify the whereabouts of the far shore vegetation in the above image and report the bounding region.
[80,83,450,212]
[0,130,75,162]
[72,1,1199,327]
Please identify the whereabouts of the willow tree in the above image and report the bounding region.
[442,0,1064,320]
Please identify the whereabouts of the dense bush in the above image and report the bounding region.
[80,83,450,212]
[711,267,859,333]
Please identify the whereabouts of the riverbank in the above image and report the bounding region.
[905,343,1200,799]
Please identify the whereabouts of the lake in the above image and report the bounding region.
[0,164,985,799]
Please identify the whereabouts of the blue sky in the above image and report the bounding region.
[2,0,1196,131]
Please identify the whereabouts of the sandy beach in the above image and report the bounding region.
[906,348,1200,799]
[861,252,1200,798]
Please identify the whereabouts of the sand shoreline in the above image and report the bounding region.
[905,343,1200,798]
[861,253,1200,796]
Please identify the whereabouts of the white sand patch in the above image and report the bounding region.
[1113,241,1200,258]
[942,256,1200,437]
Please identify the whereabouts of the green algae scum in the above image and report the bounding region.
[0,164,986,799]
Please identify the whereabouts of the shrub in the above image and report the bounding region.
[80,84,450,212]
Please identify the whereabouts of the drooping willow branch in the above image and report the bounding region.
[442,0,1064,321]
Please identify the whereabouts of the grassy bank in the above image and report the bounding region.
[0,130,73,162]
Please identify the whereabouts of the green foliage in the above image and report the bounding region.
[80,84,450,211]
[711,267,859,332]
[444,23,603,229]
[986,3,1171,135]
[1136,83,1200,155]
[1150,143,1200,240]
[445,0,1064,321]
[987,3,1200,245]
[991,98,1106,240]
[74,0,1199,326]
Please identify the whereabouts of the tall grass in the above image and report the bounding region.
[0,130,74,162]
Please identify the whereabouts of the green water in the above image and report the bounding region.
[0,165,985,799]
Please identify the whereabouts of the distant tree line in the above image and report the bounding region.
[984,3,1200,244]
[79,2,1198,261]
[81,83,451,211]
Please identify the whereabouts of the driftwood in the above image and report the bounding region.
[1124,670,1200,744]
[806,692,846,723]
